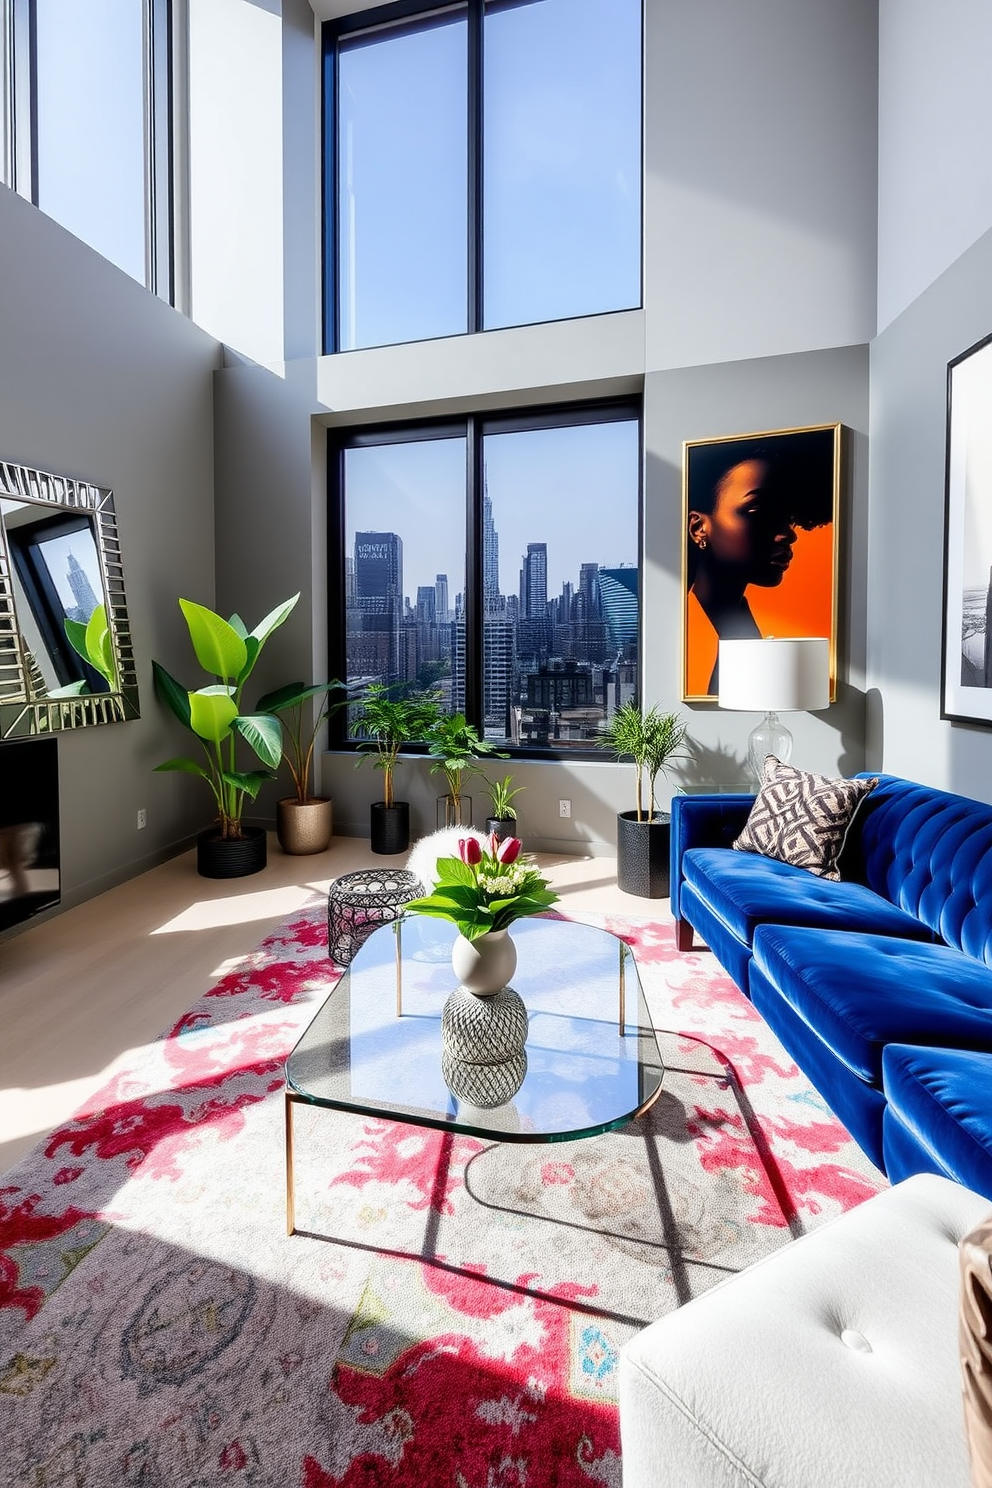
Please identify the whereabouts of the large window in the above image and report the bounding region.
[3,0,173,297]
[330,404,641,755]
[323,0,642,353]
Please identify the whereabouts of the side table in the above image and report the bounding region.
[327,868,423,965]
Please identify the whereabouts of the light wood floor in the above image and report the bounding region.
[0,836,640,1177]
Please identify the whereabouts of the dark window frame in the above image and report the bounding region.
[321,0,644,356]
[327,396,643,761]
[5,0,174,301]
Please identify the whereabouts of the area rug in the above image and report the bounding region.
[0,901,885,1487]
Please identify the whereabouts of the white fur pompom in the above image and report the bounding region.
[406,826,490,891]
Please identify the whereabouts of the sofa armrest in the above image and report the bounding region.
[670,794,754,932]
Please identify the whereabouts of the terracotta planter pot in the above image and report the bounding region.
[196,826,267,879]
[370,801,410,855]
[616,810,671,898]
[276,797,333,855]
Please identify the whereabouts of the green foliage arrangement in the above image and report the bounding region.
[426,712,508,816]
[404,834,558,941]
[598,703,687,821]
[350,683,441,808]
[152,595,298,839]
[256,679,352,805]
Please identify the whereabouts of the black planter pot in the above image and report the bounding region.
[371,801,410,855]
[197,826,267,879]
[485,816,517,845]
[616,810,671,898]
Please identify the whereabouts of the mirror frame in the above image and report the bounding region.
[0,458,139,737]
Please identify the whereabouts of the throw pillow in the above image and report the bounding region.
[960,1213,992,1488]
[732,756,878,880]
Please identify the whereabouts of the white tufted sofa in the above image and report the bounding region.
[619,1174,989,1488]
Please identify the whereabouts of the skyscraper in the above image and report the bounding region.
[483,485,500,615]
[598,566,639,653]
[435,573,449,624]
[65,552,99,624]
[519,542,548,620]
[353,531,403,680]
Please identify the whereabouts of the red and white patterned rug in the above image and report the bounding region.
[0,902,884,1486]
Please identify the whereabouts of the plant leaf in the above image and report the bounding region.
[154,756,211,779]
[46,680,88,697]
[179,599,248,681]
[64,616,89,664]
[250,594,299,646]
[232,712,283,768]
[256,680,311,713]
[152,660,193,729]
[189,688,238,743]
[84,604,115,683]
[228,613,248,639]
[222,768,272,800]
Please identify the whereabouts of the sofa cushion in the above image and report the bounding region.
[682,847,934,946]
[752,925,992,1084]
[733,755,878,879]
[882,1044,992,1200]
[619,1174,989,1488]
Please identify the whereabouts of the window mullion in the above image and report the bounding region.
[466,0,482,336]
[465,415,484,728]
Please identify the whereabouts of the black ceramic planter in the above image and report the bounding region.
[485,816,517,845]
[197,825,267,879]
[371,801,410,855]
[616,810,671,898]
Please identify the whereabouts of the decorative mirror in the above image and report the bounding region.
[0,459,139,737]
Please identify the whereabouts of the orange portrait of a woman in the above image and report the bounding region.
[682,424,841,700]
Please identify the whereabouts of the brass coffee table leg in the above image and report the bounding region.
[285,1090,298,1236]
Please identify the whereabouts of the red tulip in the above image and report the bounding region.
[459,836,482,865]
[495,836,521,864]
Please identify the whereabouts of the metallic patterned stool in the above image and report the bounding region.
[326,868,423,966]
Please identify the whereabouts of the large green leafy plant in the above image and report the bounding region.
[598,703,687,820]
[350,684,441,807]
[152,595,298,839]
[256,679,352,805]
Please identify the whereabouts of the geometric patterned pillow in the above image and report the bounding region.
[732,756,879,881]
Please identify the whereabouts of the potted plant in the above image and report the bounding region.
[426,712,507,829]
[152,594,298,878]
[598,703,687,898]
[484,774,523,844]
[256,679,352,855]
[351,684,441,854]
[404,834,559,994]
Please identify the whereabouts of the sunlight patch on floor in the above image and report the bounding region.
[151,884,320,934]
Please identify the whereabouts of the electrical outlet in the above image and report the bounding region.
[559,799,571,818]
[137,808,147,830]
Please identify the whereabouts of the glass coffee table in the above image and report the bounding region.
[284,915,664,1234]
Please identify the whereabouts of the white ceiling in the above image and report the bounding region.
[309,0,398,22]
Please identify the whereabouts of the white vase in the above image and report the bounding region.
[451,928,517,996]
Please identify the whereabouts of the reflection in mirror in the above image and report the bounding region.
[0,460,138,737]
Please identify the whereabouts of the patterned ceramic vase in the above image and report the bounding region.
[450,928,517,996]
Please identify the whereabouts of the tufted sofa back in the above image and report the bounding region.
[848,774,992,966]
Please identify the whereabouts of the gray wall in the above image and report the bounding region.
[867,226,992,797]
[0,185,221,913]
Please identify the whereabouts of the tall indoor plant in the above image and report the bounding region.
[484,773,524,844]
[599,702,687,898]
[256,679,351,854]
[351,684,441,854]
[426,712,507,829]
[152,594,298,877]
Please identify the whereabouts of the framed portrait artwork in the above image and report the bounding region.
[941,332,992,725]
[681,423,842,702]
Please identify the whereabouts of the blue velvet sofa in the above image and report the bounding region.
[671,774,992,1195]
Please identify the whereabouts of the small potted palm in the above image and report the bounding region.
[152,595,298,877]
[351,684,441,854]
[426,712,507,829]
[256,679,351,854]
[485,774,523,844]
[598,703,687,898]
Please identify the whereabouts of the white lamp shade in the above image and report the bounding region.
[718,637,830,712]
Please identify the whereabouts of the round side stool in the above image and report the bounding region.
[327,868,423,966]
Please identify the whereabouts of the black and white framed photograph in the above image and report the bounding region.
[942,332,992,724]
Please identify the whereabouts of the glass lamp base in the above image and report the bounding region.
[747,711,793,787]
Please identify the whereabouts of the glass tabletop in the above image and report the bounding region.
[285,915,664,1143]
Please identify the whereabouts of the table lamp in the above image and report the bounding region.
[718,637,830,786]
